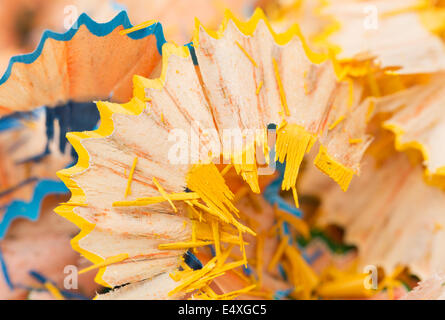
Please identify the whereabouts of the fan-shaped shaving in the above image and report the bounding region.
[57,9,372,299]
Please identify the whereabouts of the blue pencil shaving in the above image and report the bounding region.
[16,102,100,165]
[14,277,89,300]
[0,248,14,290]
[0,11,166,88]
[298,241,323,265]
[305,249,323,265]
[29,270,48,284]
[263,161,303,218]
[0,11,169,239]
[274,288,294,300]
[29,270,66,300]
[184,250,203,270]
[209,244,216,257]
[282,221,291,236]
[278,264,288,281]
[0,179,68,239]
[242,264,252,276]
[186,42,198,65]
[59,290,89,300]
[0,109,41,132]
[0,115,22,132]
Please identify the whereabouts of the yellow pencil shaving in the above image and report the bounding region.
[119,19,158,35]
[173,259,248,295]
[256,234,265,287]
[387,284,396,300]
[391,265,405,280]
[186,201,205,222]
[285,246,319,300]
[247,192,262,213]
[79,253,129,274]
[196,204,249,236]
[317,273,376,299]
[190,272,227,291]
[256,80,264,95]
[195,288,212,299]
[152,177,177,212]
[201,286,218,299]
[186,164,236,223]
[273,58,290,117]
[218,284,257,299]
[276,123,316,190]
[245,290,274,299]
[216,259,247,274]
[338,65,351,81]
[231,145,260,193]
[59,202,87,207]
[171,266,190,282]
[367,71,381,97]
[220,164,233,176]
[187,270,235,297]
[20,119,37,129]
[113,192,200,207]
[192,293,211,300]
[44,282,64,300]
[191,220,197,241]
[347,78,355,107]
[219,244,235,266]
[187,164,255,236]
[232,268,251,283]
[239,229,247,265]
[238,210,260,231]
[378,266,404,300]
[328,115,345,130]
[349,138,363,144]
[191,201,223,218]
[291,186,299,209]
[275,207,309,238]
[169,258,217,296]
[268,218,283,237]
[212,220,221,262]
[366,100,375,123]
[124,157,138,198]
[197,229,249,246]
[314,145,355,192]
[281,259,293,284]
[235,41,258,67]
[181,220,188,232]
[267,235,289,272]
[381,1,428,18]
[159,241,213,250]
[234,185,250,203]
[380,274,403,300]
[193,291,213,300]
